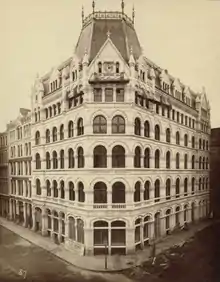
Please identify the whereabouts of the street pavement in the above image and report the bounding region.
[0,225,132,282]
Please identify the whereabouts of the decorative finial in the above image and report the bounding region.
[107,30,111,38]
[132,5,135,24]
[130,46,133,54]
[121,0,124,14]
[92,0,95,14]
[82,6,84,24]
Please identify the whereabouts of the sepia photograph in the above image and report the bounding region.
[0,0,220,281]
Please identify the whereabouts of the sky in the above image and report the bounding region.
[0,0,220,131]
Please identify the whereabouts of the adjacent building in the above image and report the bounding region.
[7,108,32,227]
[29,2,211,256]
[0,131,9,217]
[210,128,220,218]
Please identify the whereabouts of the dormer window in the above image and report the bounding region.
[116,62,120,74]
[72,71,75,81]
[163,82,169,93]
[98,62,102,74]
[143,72,145,82]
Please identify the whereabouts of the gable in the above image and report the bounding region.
[201,93,208,110]
[173,78,182,92]
[160,69,170,84]
[89,38,129,74]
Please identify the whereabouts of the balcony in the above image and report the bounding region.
[89,72,129,84]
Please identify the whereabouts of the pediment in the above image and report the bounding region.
[183,86,191,97]
[160,69,170,84]
[173,78,182,92]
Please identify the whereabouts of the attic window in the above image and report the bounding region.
[163,82,169,93]
[98,62,102,74]
[72,72,75,81]
[116,62,120,74]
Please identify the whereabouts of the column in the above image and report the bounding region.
[126,190,133,208]
[160,216,166,237]
[126,227,135,254]
[23,203,27,227]
[58,217,62,242]
[16,200,19,223]
[108,228,111,255]
[65,187,69,201]
[140,222,144,249]
[84,227,93,255]
[32,208,36,231]
[41,209,48,236]
[107,190,112,208]
[9,199,13,220]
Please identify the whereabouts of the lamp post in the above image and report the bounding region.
[104,237,108,269]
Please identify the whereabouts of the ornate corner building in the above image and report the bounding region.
[2,1,210,257]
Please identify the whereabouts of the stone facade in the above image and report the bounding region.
[7,109,33,228]
[1,3,211,257]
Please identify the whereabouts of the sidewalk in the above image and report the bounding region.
[0,218,211,272]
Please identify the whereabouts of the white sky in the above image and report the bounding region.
[0,0,220,131]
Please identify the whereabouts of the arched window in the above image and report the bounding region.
[60,180,65,199]
[176,131,180,145]
[116,62,120,73]
[206,141,209,151]
[134,118,141,135]
[155,125,160,141]
[175,178,180,198]
[166,179,171,200]
[202,157,205,169]
[60,124,64,140]
[45,108,48,119]
[199,138,202,149]
[184,134,188,147]
[184,154,188,169]
[155,149,160,168]
[203,140,205,150]
[134,146,141,168]
[68,217,76,240]
[206,157,209,169]
[35,153,41,169]
[60,150,64,169]
[52,151,58,169]
[184,178,188,196]
[93,115,107,134]
[175,206,180,226]
[192,155,195,169]
[52,127,57,142]
[112,145,125,168]
[68,148,74,168]
[154,179,160,202]
[69,182,75,201]
[53,180,58,198]
[46,180,51,196]
[144,181,150,200]
[77,118,84,136]
[93,220,108,250]
[199,177,202,191]
[98,62,102,73]
[191,136,195,148]
[46,152,51,169]
[94,182,107,204]
[176,153,180,169]
[144,148,150,168]
[144,121,150,137]
[68,121,74,138]
[112,182,125,203]
[112,115,125,134]
[46,129,50,143]
[93,145,107,168]
[134,182,141,202]
[166,151,170,169]
[76,147,84,168]
[35,131,40,145]
[192,177,195,194]
[78,182,85,202]
[166,128,171,143]
[199,156,202,169]
[36,179,41,195]
[165,209,171,231]
[76,219,84,244]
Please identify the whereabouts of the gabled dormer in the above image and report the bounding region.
[183,86,191,106]
[49,68,62,93]
[160,69,171,94]
[172,78,182,99]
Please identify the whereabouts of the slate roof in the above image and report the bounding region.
[75,13,142,63]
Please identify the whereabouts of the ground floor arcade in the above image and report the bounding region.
[4,198,210,256]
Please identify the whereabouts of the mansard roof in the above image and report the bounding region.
[75,11,142,64]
